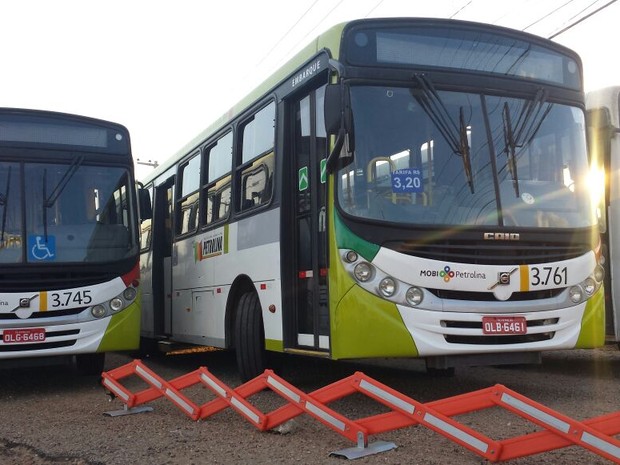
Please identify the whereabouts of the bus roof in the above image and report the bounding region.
[143,17,582,183]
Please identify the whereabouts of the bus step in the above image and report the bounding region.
[283,348,330,357]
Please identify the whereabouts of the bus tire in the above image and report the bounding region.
[234,291,266,382]
[75,353,105,376]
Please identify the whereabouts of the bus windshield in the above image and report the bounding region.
[0,160,137,264]
[337,85,595,229]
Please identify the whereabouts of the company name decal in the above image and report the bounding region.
[195,227,228,262]
[420,265,486,283]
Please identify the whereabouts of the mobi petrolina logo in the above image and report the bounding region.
[195,227,228,262]
[420,265,486,282]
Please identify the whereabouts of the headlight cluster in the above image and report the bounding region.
[342,249,424,307]
[568,264,604,304]
[90,285,138,319]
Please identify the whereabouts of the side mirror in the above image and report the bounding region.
[138,188,152,221]
[324,84,343,135]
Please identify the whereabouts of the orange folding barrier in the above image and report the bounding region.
[101,360,620,463]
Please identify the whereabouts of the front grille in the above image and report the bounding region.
[0,308,86,320]
[441,318,557,345]
[428,288,563,302]
[0,329,79,351]
[384,239,589,265]
[444,333,554,344]
[0,340,77,352]
[0,270,117,292]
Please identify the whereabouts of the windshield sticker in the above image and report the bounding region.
[521,192,535,204]
[0,233,21,250]
[28,235,56,261]
[391,169,423,193]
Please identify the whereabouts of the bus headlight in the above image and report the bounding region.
[123,287,137,301]
[110,297,124,312]
[91,305,106,319]
[354,262,374,282]
[340,249,428,308]
[593,264,604,283]
[406,287,424,306]
[569,286,583,303]
[583,277,596,296]
[379,277,396,297]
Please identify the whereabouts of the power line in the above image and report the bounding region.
[548,0,617,38]
[523,0,576,31]
[278,0,346,61]
[450,1,473,19]
[363,0,385,18]
[254,0,321,68]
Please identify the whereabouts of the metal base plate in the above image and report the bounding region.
[330,440,397,460]
[104,406,154,417]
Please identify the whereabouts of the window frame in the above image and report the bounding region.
[235,100,276,214]
[201,130,233,228]
[175,151,201,238]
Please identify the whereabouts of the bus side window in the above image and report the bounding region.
[241,161,271,210]
[140,185,154,251]
[176,153,200,236]
[203,131,233,226]
[237,101,275,212]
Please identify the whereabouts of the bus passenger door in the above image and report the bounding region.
[151,177,174,337]
[289,86,329,352]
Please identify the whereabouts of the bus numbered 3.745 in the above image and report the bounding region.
[0,108,147,374]
[139,18,605,380]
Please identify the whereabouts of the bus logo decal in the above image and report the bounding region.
[420,266,487,282]
[195,227,228,262]
[488,268,518,290]
[483,232,520,241]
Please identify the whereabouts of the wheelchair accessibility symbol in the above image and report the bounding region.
[28,235,56,261]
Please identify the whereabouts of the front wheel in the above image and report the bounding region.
[234,291,266,382]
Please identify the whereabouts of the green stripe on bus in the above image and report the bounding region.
[334,211,380,261]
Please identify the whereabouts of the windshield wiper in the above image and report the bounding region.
[502,102,520,197]
[412,74,474,193]
[502,89,553,197]
[0,166,11,247]
[44,155,84,208]
[42,154,84,240]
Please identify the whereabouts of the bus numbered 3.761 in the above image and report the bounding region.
[0,108,147,374]
[139,18,605,380]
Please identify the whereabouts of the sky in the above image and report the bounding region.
[1,0,618,179]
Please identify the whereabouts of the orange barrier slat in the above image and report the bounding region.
[101,361,620,464]
[500,412,620,461]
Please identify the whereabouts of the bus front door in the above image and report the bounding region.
[289,87,330,352]
[151,177,174,338]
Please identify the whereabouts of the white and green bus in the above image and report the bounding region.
[586,86,620,347]
[140,18,605,380]
[0,108,145,374]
